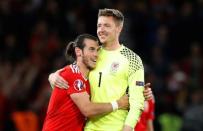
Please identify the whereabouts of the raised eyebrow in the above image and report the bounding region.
[89,46,100,51]
[89,47,96,50]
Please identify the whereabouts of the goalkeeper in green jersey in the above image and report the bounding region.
[49,8,153,131]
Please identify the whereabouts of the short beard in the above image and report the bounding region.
[82,56,93,70]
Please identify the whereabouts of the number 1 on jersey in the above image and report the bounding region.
[98,72,102,87]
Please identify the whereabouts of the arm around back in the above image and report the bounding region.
[70,92,129,118]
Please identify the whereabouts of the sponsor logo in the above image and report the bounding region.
[73,79,85,91]
[136,81,144,86]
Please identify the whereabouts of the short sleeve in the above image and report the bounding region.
[148,98,155,120]
[60,68,87,95]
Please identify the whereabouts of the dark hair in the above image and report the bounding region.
[98,8,124,26]
[65,34,98,63]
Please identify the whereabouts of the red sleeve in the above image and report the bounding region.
[60,67,87,95]
[148,98,155,120]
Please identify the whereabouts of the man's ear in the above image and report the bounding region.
[117,24,123,34]
[75,47,82,57]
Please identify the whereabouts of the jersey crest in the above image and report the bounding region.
[73,79,85,91]
[110,62,120,73]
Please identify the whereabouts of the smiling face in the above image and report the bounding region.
[97,16,121,45]
[81,38,100,70]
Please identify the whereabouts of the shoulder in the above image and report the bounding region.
[120,46,142,62]
[120,46,143,70]
[70,64,80,74]
[60,64,81,80]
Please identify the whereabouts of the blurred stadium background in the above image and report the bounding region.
[0,0,203,131]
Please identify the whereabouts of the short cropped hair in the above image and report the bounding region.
[98,8,124,26]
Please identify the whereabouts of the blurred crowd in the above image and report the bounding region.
[0,0,203,131]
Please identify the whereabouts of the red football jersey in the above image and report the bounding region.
[135,98,155,131]
[42,64,90,131]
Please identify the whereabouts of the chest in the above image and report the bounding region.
[95,53,128,76]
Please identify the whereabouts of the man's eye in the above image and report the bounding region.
[89,48,95,51]
[104,24,110,27]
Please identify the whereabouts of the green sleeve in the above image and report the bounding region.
[124,63,145,128]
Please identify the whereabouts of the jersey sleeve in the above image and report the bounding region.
[124,55,145,128]
[148,98,155,120]
[60,68,87,95]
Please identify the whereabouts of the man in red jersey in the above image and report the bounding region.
[135,96,155,131]
[42,34,129,131]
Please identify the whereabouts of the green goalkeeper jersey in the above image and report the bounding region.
[85,45,145,131]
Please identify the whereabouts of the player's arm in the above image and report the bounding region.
[49,70,153,101]
[147,120,154,131]
[123,56,145,130]
[70,92,129,118]
[48,68,69,89]
[147,98,155,131]
[48,68,152,96]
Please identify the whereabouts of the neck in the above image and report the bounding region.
[76,61,89,78]
[102,39,121,51]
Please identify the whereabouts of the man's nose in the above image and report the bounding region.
[94,51,98,58]
[99,26,105,32]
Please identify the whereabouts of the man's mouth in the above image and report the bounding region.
[91,59,97,63]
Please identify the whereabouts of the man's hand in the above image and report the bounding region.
[117,94,129,109]
[144,83,153,101]
[48,69,69,89]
